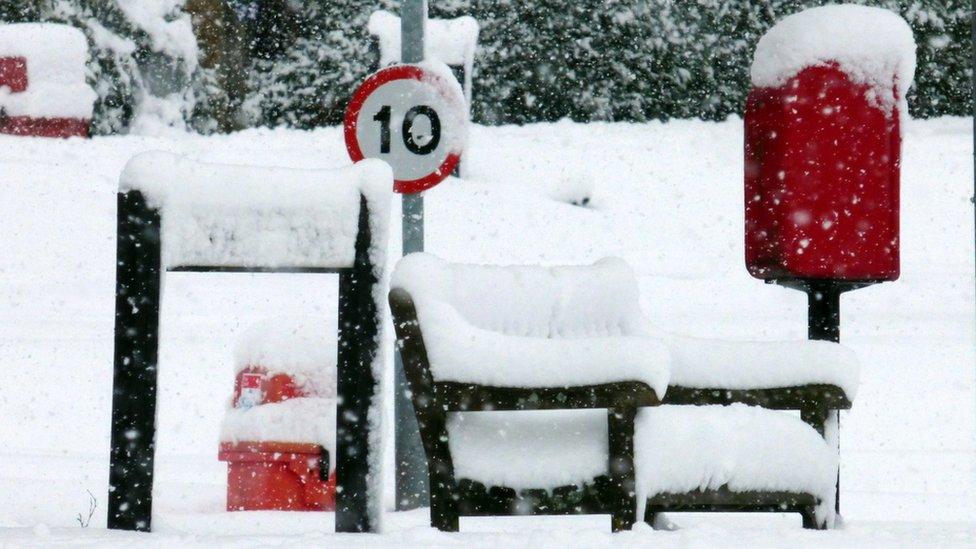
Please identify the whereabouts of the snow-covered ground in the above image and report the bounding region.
[0,117,973,546]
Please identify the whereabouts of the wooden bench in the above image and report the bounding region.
[388,255,670,531]
[644,336,857,529]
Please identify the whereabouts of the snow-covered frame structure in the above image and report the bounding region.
[107,154,390,533]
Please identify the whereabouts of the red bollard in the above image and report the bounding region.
[745,63,902,282]
[218,367,337,512]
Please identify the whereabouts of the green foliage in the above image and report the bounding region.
[0,0,971,131]
[427,0,971,124]
[241,0,378,129]
[0,0,42,22]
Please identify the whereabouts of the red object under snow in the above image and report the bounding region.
[744,64,901,281]
[219,367,336,512]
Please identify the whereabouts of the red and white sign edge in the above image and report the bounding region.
[344,64,465,194]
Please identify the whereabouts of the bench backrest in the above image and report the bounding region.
[391,253,645,338]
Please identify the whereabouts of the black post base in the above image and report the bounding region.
[767,277,881,517]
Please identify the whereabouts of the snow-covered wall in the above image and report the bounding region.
[0,23,96,118]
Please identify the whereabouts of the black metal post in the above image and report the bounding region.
[802,281,841,516]
[773,278,878,519]
[336,195,381,533]
[805,281,842,344]
[108,191,161,531]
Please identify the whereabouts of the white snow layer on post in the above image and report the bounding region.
[635,404,839,527]
[118,151,392,270]
[368,10,479,67]
[0,23,97,118]
[234,316,338,399]
[390,253,671,398]
[751,4,916,114]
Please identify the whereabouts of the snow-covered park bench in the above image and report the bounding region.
[390,254,858,531]
[108,152,391,532]
[389,254,669,531]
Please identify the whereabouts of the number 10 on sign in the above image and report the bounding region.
[345,64,467,194]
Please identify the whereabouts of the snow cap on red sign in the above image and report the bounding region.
[751,4,916,114]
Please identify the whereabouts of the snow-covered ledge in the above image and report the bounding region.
[119,151,392,270]
[0,23,96,120]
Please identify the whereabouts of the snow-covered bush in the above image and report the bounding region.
[429,0,968,123]
[241,0,378,129]
[0,0,968,131]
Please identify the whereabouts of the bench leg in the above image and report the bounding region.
[608,406,637,532]
[430,501,459,532]
[429,464,460,532]
[800,506,823,530]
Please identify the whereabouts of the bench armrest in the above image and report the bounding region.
[661,384,852,410]
[437,381,659,412]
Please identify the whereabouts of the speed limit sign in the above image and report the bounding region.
[344,64,468,194]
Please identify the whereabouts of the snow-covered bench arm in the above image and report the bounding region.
[390,253,670,399]
[119,151,392,270]
[668,337,859,400]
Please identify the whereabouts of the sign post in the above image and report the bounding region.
[399,2,430,509]
[344,0,466,510]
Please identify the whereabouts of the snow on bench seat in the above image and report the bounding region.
[447,409,608,490]
[0,23,96,119]
[119,151,392,270]
[635,404,838,525]
[668,337,860,398]
[391,253,670,398]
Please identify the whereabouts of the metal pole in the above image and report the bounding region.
[971,2,976,472]
[804,280,842,516]
[395,0,431,511]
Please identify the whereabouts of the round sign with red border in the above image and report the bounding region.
[344,64,467,194]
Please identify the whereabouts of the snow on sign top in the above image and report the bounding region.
[119,151,392,269]
[751,4,916,113]
[368,10,479,67]
[0,23,96,118]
